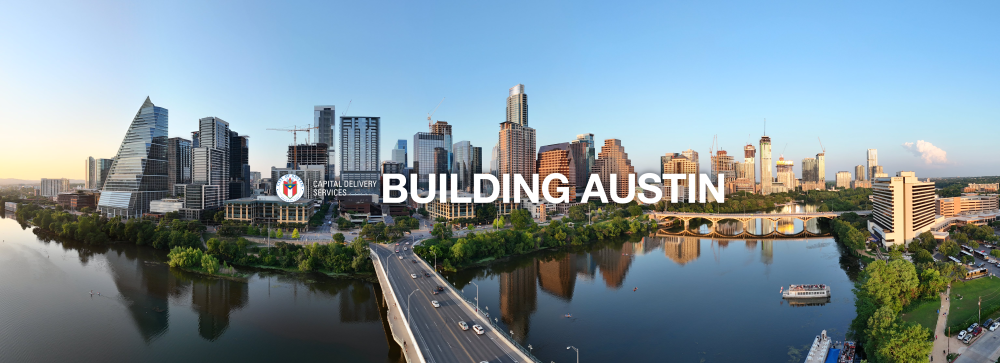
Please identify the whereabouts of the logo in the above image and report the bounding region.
[277,174,305,202]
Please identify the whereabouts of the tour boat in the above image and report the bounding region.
[782,284,831,299]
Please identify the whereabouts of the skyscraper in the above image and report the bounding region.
[98,97,169,218]
[571,133,595,173]
[287,143,330,180]
[96,158,114,190]
[759,136,772,195]
[413,132,448,190]
[315,106,336,181]
[744,144,756,183]
[836,171,851,189]
[506,84,528,126]
[85,157,96,189]
[775,157,795,192]
[190,117,230,210]
[430,121,453,172]
[166,137,192,195]
[453,141,476,192]
[816,152,825,185]
[498,121,537,187]
[340,116,380,195]
[391,139,408,168]
[867,149,878,181]
[41,178,70,197]
[593,139,635,200]
[855,165,865,181]
[228,131,250,199]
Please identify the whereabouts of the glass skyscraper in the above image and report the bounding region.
[98,97,169,218]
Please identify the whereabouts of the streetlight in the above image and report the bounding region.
[567,346,579,363]
[407,289,421,329]
[469,281,480,313]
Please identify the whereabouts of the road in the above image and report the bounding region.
[371,242,531,363]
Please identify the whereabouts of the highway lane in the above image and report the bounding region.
[373,243,528,363]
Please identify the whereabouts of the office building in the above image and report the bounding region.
[189,116,231,211]
[537,143,578,202]
[86,157,114,190]
[315,106,336,180]
[662,152,699,201]
[149,198,184,214]
[453,141,475,191]
[733,161,756,193]
[497,121,537,188]
[287,143,330,180]
[816,152,825,185]
[867,149,878,181]
[417,191,476,221]
[224,196,317,225]
[340,116,380,195]
[391,139,408,169]
[41,178,68,198]
[936,194,1000,217]
[166,138,192,194]
[85,157,97,190]
[868,171,935,246]
[710,150,736,190]
[57,190,98,211]
[413,132,449,189]
[98,97,169,218]
[744,143,756,184]
[760,136,773,194]
[872,165,886,179]
[965,183,1000,193]
[801,157,823,191]
[428,121,453,172]
[593,139,634,200]
[855,165,865,181]
[271,165,325,200]
[229,131,250,200]
[506,84,528,126]
[250,172,261,186]
[775,157,795,191]
[852,180,872,189]
[836,171,851,189]
[381,161,405,199]
[571,133,596,175]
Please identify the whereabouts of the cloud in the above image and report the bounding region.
[902,140,947,164]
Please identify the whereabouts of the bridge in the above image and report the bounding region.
[648,210,871,237]
[370,243,537,363]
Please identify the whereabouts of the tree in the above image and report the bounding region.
[292,228,300,239]
[201,254,220,274]
[276,229,284,239]
[914,249,934,264]
[940,240,960,257]
[333,233,345,244]
[432,222,452,241]
[493,216,505,230]
[627,205,642,217]
[511,209,533,230]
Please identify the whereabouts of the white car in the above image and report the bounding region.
[472,324,484,335]
[398,256,403,260]
[958,330,967,339]
[458,321,469,330]
[410,274,417,279]
[991,322,1000,331]
[431,300,440,308]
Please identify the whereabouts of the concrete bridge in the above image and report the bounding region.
[370,243,538,363]
[648,210,871,230]
[652,228,832,240]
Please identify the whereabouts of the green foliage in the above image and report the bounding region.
[168,247,204,268]
[850,259,932,362]
[291,228,300,239]
[201,254,219,274]
[940,240,960,257]
[627,204,643,217]
[432,222,452,241]
[510,209,533,230]
[333,233,345,244]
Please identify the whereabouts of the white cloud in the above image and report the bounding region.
[902,140,947,164]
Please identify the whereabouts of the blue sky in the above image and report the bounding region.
[1,0,998,180]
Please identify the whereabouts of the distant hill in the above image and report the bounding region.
[0,178,85,186]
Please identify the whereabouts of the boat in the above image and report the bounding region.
[782,284,831,299]
[838,341,856,363]
[803,330,832,363]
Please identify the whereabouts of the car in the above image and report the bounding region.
[410,274,417,279]
[424,272,430,277]
[395,250,399,253]
[972,323,980,329]
[398,256,403,260]
[404,247,409,250]
[963,334,972,344]
[472,324,485,335]
[431,300,440,308]
[411,259,417,263]
[987,318,994,327]
[958,330,967,339]
[990,322,1000,331]
[436,286,444,292]
[432,290,439,295]
[458,321,469,330]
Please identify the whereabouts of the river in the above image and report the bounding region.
[0,205,861,363]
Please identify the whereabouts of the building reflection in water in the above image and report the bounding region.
[593,243,634,289]
[339,281,380,323]
[500,261,537,341]
[661,236,701,265]
[104,247,182,343]
[537,255,576,301]
[189,274,249,341]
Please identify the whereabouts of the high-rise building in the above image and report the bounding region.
[166,137,192,195]
[816,152,825,185]
[96,158,114,190]
[868,171,935,246]
[568,140,591,198]
[759,136,772,194]
[229,131,250,200]
[190,116,231,209]
[537,143,578,202]
[429,121,453,172]
[593,139,635,201]
[867,149,878,181]
[471,146,483,184]
[506,84,528,126]
[775,157,795,191]
[41,178,70,197]
[453,141,478,192]
[681,149,699,169]
[855,165,865,181]
[661,153,699,200]
[85,157,97,189]
[315,106,336,181]
[872,166,887,179]
[340,116,380,195]
[571,133,596,175]
[391,139,408,169]
[710,150,736,189]
[498,121,537,192]
[836,171,851,189]
[381,161,404,199]
[413,132,448,190]
[744,144,756,184]
[802,158,818,182]
[287,143,330,180]
[98,97,169,218]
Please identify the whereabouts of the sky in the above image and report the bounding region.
[1,0,998,181]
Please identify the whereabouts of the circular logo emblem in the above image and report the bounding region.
[277,174,305,202]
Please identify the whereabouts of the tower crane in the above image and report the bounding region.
[427,97,445,128]
[817,137,825,153]
[267,125,317,169]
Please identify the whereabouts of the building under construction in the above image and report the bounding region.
[287,143,330,181]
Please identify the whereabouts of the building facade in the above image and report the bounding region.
[413,132,448,189]
[867,149,878,181]
[537,143,578,202]
[855,165,865,181]
[775,157,795,192]
[229,131,250,200]
[166,137,192,195]
[98,97,169,218]
[760,136,773,194]
[868,171,935,246]
[340,116,380,195]
[593,139,635,200]
[224,196,317,225]
[836,171,851,189]
[314,105,336,180]
[936,194,999,217]
[506,84,528,126]
[498,122,537,192]
[391,139,408,169]
[271,165,325,200]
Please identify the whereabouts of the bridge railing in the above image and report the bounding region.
[370,246,427,363]
[414,245,543,363]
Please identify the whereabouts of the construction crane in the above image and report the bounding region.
[341,100,352,117]
[817,137,825,153]
[427,97,445,128]
[267,125,317,169]
[780,143,789,159]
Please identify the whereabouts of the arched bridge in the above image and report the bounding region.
[648,210,871,231]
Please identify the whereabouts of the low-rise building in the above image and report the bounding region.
[423,192,476,221]
[964,183,999,193]
[851,180,872,189]
[56,190,99,211]
[150,198,184,214]
[936,193,999,217]
[224,196,317,225]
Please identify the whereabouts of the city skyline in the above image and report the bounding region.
[3,1,1000,180]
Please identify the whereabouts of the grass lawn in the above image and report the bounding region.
[947,277,1000,332]
[900,298,941,332]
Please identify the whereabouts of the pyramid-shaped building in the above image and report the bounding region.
[97,97,169,218]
